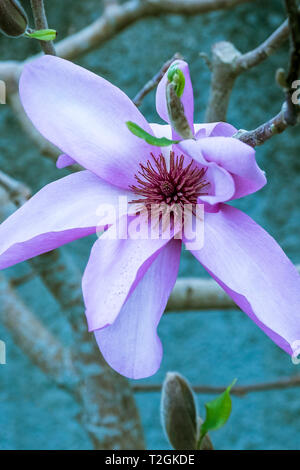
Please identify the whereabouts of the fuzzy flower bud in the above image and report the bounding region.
[166,80,194,140]
[161,372,198,450]
[0,0,28,38]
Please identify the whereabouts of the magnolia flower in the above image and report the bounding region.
[0,56,300,379]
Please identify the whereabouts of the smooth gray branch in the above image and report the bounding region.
[205,16,290,122]
[30,0,56,55]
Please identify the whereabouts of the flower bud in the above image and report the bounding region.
[197,418,214,450]
[161,372,198,450]
[166,81,194,140]
[0,0,28,38]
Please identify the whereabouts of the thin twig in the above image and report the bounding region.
[133,53,183,106]
[0,169,31,206]
[205,16,290,121]
[0,0,254,92]
[30,0,56,55]
[236,104,294,147]
[133,375,300,396]
[235,17,290,71]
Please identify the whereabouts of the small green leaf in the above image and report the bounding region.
[25,29,56,41]
[126,121,180,147]
[167,63,185,97]
[198,379,237,447]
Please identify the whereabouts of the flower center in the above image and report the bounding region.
[160,180,175,197]
[130,151,209,207]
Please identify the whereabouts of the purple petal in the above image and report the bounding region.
[156,60,194,138]
[186,204,300,355]
[94,239,182,379]
[82,226,175,331]
[0,171,130,269]
[177,140,235,205]
[195,122,237,138]
[179,136,266,201]
[150,123,172,161]
[56,154,76,169]
[20,56,159,189]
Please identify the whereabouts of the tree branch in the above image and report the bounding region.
[133,374,300,396]
[0,184,144,450]
[29,248,145,450]
[30,0,56,56]
[166,264,300,311]
[205,15,290,121]
[0,271,76,387]
[235,16,290,71]
[236,104,295,147]
[0,0,254,91]
[133,53,183,106]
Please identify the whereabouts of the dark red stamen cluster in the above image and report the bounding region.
[130,151,209,207]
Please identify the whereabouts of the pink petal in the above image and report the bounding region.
[0,171,130,269]
[20,56,159,189]
[177,139,235,205]
[194,122,237,138]
[94,239,182,379]
[186,204,300,355]
[181,136,266,200]
[56,154,76,169]
[82,223,176,331]
[156,60,194,139]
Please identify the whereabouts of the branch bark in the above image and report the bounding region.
[30,0,56,55]
[0,184,144,450]
[236,105,294,147]
[0,0,254,91]
[205,16,290,121]
[133,374,300,396]
[29,249,145,450]
[0,271,76,386]
[133,53,183,106]
[166,264,300,311]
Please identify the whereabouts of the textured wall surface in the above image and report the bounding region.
[0,0,299,450]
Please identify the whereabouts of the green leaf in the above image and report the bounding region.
[198,379,237,447]
[167,63,185,97]
[25,29,56,41]
[126,121,180,147]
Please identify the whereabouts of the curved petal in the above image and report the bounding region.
[20,55,159,189]
[94,239,182,379]
[194,122,237,138]
[178,136,265,201]
[156,60,194,138]
[150,123,172,160]
[190,136,266,199]
[56,154,76,169]
[82,223,176,332]
[176,140,235,205]
[186,205,300,355]
[0,171,131,269]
